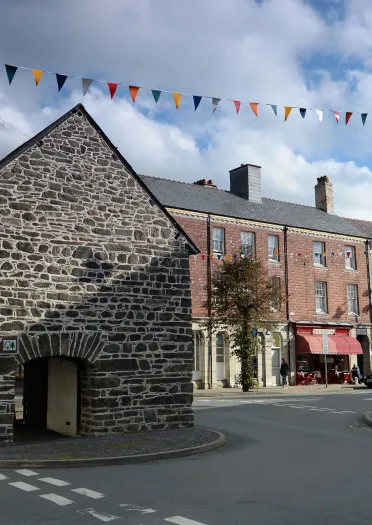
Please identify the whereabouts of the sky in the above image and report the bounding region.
[1,0,372,218]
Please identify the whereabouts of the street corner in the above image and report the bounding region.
[0,427,226,469]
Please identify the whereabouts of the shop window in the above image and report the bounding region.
[241,231,255,257]
[313,241,326,267]
[216,333,225,363]
[268,235,279,262]
[347,284,359,315]
[345,246,356,270]
[315,281,328,313]
[213,227,225,256]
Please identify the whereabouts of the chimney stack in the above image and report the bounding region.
[315,176,334,214]
[229,164,262,203]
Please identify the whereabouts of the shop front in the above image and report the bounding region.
[295,324,363,385]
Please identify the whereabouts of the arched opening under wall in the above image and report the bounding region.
[357,335,370,377]
[14,356,83,441]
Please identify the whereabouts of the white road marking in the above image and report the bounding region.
[72,487,104,499]
[39,477,70,487]
[119,503,156,514]
[15,469,38,477]
[165,517,208,525]
[0,474,8,480]
[77,508,120,522]
[333,410,357,414]
[40,493,74,506]
[286,405,307,409]
[9,481,39,492]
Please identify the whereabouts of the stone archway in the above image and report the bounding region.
[0,331,104,445]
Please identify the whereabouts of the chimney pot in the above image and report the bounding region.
[315,175,334,214]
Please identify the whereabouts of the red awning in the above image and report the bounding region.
[296,334,363,355]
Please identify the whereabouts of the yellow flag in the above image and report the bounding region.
[32,69,43,86]
[173,92,182,109]
[284,106,292,121]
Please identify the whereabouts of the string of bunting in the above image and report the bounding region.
[2,63,369,125]
[192,249,371,261]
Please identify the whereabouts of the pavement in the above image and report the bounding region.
[193,384,364,396]
[2,390,372,524]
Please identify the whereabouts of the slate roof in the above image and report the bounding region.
[0,104,199,254]
[140,175,371,239]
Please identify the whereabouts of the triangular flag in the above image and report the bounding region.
[152,90,161,104]
[193,254,198,261]
[32,69,43,86]
[82,78,93,96]
[201,255,205,261]
[129,86,140,103]
[333,110,340,123]
[5,65,17,85]
[284,106,292,121]
[316,109,323,121]
[249,102,258,116]
[217,254,221,260]
[345,112,352,125]
[233,100,241,114]
[338,251,343,256]
[193,96,202,111]
[209,254,213,260]
[173,92,182,109]
[225,254,230,261]
[212,98,221,113]
[56,74,67,92]
[346,251,351,257]
[330,252,335,256]
[299,108,306,119]
[270,104,277,116]
[107,82,118,99]
[361,113,367,126]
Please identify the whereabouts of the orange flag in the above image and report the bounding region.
[32,69,43,86]
[129,86,140,103]
[284,106,292,121]
[173,92,182,109]
[249,102,258,116]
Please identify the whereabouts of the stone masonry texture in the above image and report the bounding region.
[0,106,194,444]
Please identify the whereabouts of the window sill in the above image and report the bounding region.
[314,265,327,269]
[315,312,329,316]
[268,259,280,264]
[348,313,359,317]
[345,268,357,272]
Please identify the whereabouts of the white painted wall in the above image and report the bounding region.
[47,358,78,437]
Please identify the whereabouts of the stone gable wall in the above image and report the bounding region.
[0,108,194,443]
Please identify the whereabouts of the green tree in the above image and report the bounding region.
[207,254,282,392]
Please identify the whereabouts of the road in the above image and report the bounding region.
[1,391,372,524]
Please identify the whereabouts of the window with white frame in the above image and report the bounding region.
[313,241,326,267]
[347,284,359,315]
[193,331,202,371]
[345,246,356,270]
[213,227,225,255]
[216,333,225,363]
[315,281,328,313]
[241,231,255,257]
[268,235,279,262]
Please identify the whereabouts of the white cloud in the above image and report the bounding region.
[0,0,372,220]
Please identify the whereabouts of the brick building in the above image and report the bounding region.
[142,166,372,388]
[0,104,198,444]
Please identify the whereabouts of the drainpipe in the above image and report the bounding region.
[207,214,213,389]
[283,226,291,380]
[365,239,372,324]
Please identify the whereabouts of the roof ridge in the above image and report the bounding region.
[343,216,372,224]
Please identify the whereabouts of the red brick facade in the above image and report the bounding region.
[174,213,370,325]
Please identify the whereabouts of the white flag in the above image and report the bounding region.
[315,109,323,121]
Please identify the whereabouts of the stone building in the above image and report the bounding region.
[0,103,199,445]
[142,165,372,388]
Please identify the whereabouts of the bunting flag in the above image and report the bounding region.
[193,96,202,111]
[5,64,17,85]
[2,62,372,128]
[107,82,118,99]
[284,106,292,121]
[56,74,67,92]
[212,97,221,113]
[233,100,241,114]
[173,92,182,109]
[82,78,93,96]
[249,102,258,116]
[152,89,161,103]
[129,86,140,103]
[32,69,43,86]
